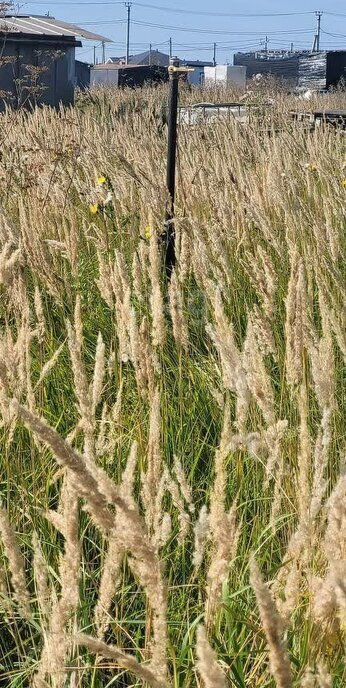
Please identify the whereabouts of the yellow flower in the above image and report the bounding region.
[97,175,107,185]
[89,203,99,214]
[144,225,152,240]
[341,178,346,188]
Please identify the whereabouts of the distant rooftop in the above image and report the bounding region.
[0,15,112,42]
[182,59,214,67]
[107,49,170,67]
[93,63,167,70]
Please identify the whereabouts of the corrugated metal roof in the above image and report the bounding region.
[107,50,170,67]
[0,15,112,42]
[93,63,167,70]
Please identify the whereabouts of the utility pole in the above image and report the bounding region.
[213,42,216,67]
[93,45,96,65]
[169,37,172,58]
[261,35,269,56]
[149,43,152,65]
[102,40,106,63]
[265,35,269,55]
[315,10,322,51]
[125,2,132,65]
[290,42,294,53]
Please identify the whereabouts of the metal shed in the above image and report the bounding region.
[91,63,169,88]
[0,15,110,109]
[234,50,346,90]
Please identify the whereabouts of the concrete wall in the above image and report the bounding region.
[0,35,77,110]
[204,65,246,90]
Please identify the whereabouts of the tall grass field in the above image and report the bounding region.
[0,83,345,687]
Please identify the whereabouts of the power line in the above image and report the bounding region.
[77,17,315,36]
[78,20,125,25]
[128,3,316,18]
[131,20,314,36]
[23,1,346,22]
[324,11,346,17]
[25,0,316,12]
[321,28,346,38]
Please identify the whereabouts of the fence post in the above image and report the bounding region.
[164,56,180,276]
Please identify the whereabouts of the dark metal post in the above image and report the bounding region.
[213,42,216,67]
[164,56,180,276]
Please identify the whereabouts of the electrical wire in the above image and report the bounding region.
[321,28,346,38]
[127,3,316,18]
[324,12,346,18]
[26,0,315,13]
[131,20,314,36]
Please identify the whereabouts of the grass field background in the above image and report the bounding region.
[0,83,345,687]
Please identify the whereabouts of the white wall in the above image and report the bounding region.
[204,65,246,90]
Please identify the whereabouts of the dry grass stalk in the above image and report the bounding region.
[149,230,166,347]
[206,289,250,432]
[0,242,21,287]
[166,473,191,545]
[316,664,333,688]
[67,301,93,438]
[193,505,210,570]
[11,389,170,683]
[93,440,142,636]
[74,633,168,688]
[285,253,309,387]
[0,505,30,619]
[34,286,46,343]
[91,332,106,416]
[205,410,240,625]
[313,475,346,627]
[10,398,166,616]
[243,318,276,427]
[142,388,162,531]
[32,532,51,621]
[35,341,65,388]
[168,269,189,351]
[250,557,293,688]
[94,536,124,639]
[195,625,227,688]
[249,306,276,358]
[96,251,114,309]
[173,457,194,514]
[33,472,80,688]
[111,251,132,363]
[247,244,277,319]
[297,381,312,527]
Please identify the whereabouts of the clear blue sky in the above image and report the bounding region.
[20,1,346,64]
